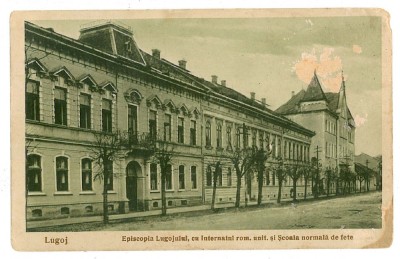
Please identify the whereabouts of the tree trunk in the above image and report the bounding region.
[292,179,297,202]
[304,178,308,200]
[211,170,217,211]
[161,171,167,216]
[326,179,330,197]
[257,172,263,206]
[103,180,109,224]
[235,174,242,208]
[277,180,282,203]
[359,180,362,193]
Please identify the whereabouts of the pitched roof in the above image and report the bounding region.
[302,73,327,102]
[275,90,305,115]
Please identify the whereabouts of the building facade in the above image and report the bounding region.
[25,21,314,221]
[276,71,356,194]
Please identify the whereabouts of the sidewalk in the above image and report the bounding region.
[27,201,248,229]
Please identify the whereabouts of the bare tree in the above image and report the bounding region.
[208,161,222,211]
[151,140,174,216]
[252,147,270,206]
[274,157,287,204]
[302,163,312,200]
[324,167,337,196]
[229,147,256,208]
[89,130,126,224]
[286,161,302,202]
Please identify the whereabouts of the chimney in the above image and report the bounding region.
[291,91,295,97]
[178,59,187,70]
[211,75,218,84]
[261,98,266,106]
[152,49,160,59]
[250,92,255,100]
[221,80,226,87]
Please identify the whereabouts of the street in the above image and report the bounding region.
[33,192,381,231]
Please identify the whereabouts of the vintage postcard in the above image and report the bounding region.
[10,9,392,250]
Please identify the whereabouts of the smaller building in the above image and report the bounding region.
[355,153,382,191]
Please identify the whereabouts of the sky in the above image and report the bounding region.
[31,16,382,156]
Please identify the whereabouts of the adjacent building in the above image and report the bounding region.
[276,71,356,194]
[25,21,314,220]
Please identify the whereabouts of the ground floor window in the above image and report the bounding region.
[191,166,197,189]
[150,163,158,190]
[166,164,172,190]
[179,165,185,190]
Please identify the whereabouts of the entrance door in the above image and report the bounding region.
[126,162,138,211]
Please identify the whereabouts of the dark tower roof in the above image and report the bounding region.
[301,71,327,102]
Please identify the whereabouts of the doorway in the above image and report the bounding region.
[126,161,141,211]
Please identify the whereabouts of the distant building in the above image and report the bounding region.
[25,21,314,221]
[355,153,382,191]
[276,71,356,194]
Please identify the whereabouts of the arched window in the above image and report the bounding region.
[252,130,257,148]
[226,126,232,149]
[27,154,42,192]
[81,158,92,191]
[165,164,172,190]
[56,156,69,191]
[259,131,264,150]
[227,167,232,186]
[205,121,212,147]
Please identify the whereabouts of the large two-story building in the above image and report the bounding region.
[25,21,314,220]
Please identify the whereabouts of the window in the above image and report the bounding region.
[166,164,172,190]
[277,138,281,158]
[191,166,197,189]
[289,142,292,160]
[105,161,113,191]
[271,135,276,158]
[79,94,91,129]
[81,158,92,191]
[164,114,171,141]
[26,80,40,121]
[217,167,222,186]
[149,110,157,140]
[27,154,42,192]
[236,128,241,149]
[54,88,67,125]
[56,156,69,191]
[178,117,184,143]
[226,126,232,149]
[272,170,276,186]
[227,167,232,186]
[205,121,212,147]
[284,141,287,159]
[190,120,196,145]
[216,123,222,148]
[179,165,185,190]
[128,105,138,134]
[206,166,212,186]
[102,99,112,132]
[259,131,264,150]
[252,130,257,148]
[150,163,158,190]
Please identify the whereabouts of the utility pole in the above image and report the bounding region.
[366,159,370,191]
[243,123,248,207]
[314,145,321,198]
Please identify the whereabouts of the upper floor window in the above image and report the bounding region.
[190,120,196,146]
[178,117,184,144]
[149,110,157,140]
[56,156,69,191]
[79,94,91,129]
[252,130,257,148]
[226,126,232,150]
[102,99,112,132]
[128,105,138,134]
[81,158,92,191]
[205,121,212,147]
[164,114,171,142]
[150,163,158,191]
[216,123,222,148]
[26,80,40,121]
[54,88,67,125]
[27,154,42,192]
[236,128,241,149]
[259,131,264,150]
